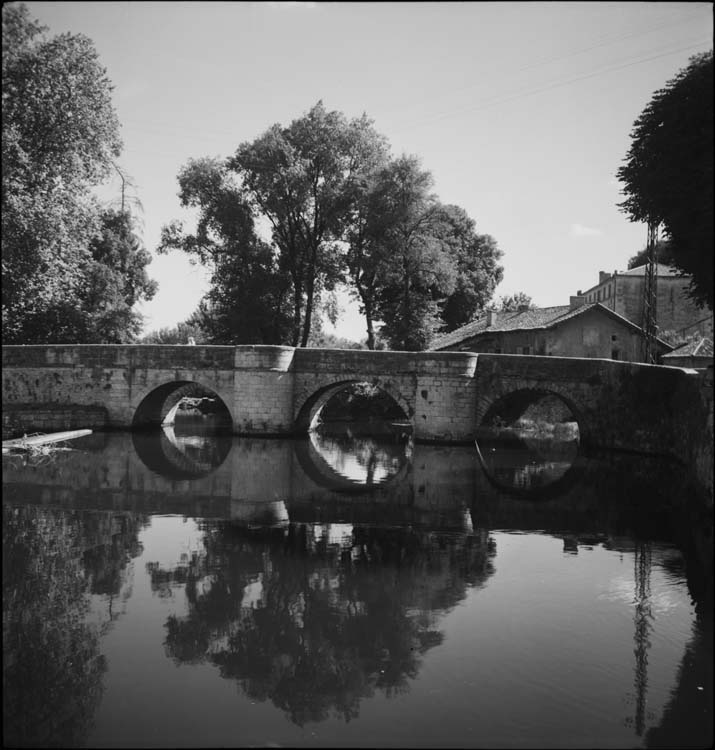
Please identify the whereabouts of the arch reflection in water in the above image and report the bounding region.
[131,425,232,480]
[299,430,412,492]
[474,433,582,499]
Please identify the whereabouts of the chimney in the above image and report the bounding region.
[599,271,610,284]
[570,295,586,309]
[486,309,495,326]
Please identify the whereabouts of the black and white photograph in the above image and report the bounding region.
[2,2,712,747]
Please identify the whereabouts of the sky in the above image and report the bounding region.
[24,1,714,342]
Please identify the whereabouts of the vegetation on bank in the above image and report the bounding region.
[618,50,713,309]
[2,4,156,344]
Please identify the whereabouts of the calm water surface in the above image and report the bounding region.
[2,427,712,748]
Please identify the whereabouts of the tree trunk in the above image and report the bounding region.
[361,288,376,350]
[300,241,319,348]
[300,273,315,348]
[291,283,302,347]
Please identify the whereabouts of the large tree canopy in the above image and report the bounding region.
[161,102,504,350]
[158,157,294,344]
[226,102,387,347]
[617,50,713,309]
[2,2,128,343]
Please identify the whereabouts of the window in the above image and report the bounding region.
[597,289,602,301]
[611,334,617,342]
[611,349,619,360]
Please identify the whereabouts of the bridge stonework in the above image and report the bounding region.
[2,345,711,496]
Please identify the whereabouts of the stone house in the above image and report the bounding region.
[578,263,712,335]
[429,299,672,363]
[661,338,713,369]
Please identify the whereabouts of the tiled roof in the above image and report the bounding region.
[619,263,682,277]
[430,305,572,349]
[662,337,713,359]
[430,302,672,351]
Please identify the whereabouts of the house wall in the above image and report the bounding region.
[544,308,643,361]
[449,308,645,361]
[662,356,713,370]
[583,273,707,333]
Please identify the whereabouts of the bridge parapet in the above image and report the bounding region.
[294,348,478,377]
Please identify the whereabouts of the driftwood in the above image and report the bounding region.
[2,429,93,453]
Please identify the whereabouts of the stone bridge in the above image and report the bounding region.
[1,345,711,471]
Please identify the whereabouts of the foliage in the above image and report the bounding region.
[80,210,157,342]
[368,156,456,351]
[319,383,405,422]
[626,238,677,270]
[431,204,504,331]
[617,51,713,309]
[154,521,495,726]
[2,504,146,746]
[6,209,157,343]
[2,3,124,343]
[140,318,208,345]
[345,157,503,350]
[226,102,388,346]
[158,157,293,344]
[497,292,534,311]
[161,103,503,350]
[306,328,366,350]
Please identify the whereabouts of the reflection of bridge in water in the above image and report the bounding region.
[2,430,711,745]
[1,430,696,537]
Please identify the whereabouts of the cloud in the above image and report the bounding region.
[570,223,603,238]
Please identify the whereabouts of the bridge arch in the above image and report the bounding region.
[478,387,583,439]
[132,380,233,432]
[293,378,413,433]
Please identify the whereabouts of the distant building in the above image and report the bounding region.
[661,338,713,370]
[578,264,712,335]
[429,299,672,363]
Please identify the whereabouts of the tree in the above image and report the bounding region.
[430,204,503,331]
[617,51,713,309]
[80,210,157,342]
[227,102,386,346]
[2,3,123,342]
[369,156,458,351]
[626,238,676,270]
[158,157,294,344]
[140,319,207,345]
[345,159,503,350]
[497,292,534,311]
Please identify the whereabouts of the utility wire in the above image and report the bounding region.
[118,10,707,144]
[383,6,706,121]
[393,38,712,135]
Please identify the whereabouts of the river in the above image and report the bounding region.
[2,426,712,748]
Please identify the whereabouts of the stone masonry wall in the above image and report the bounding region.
[1,345,711,498]
[2,404,108,439]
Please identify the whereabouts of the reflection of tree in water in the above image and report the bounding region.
[478,435,577,492]
[154,522,496,726]
[2,506,148,747]
[310,433,409,486]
